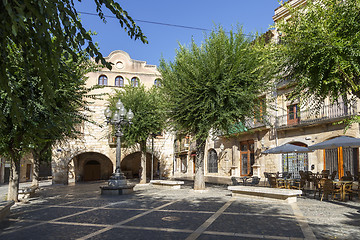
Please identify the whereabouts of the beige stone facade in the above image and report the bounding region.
[52,1,360,184]
[52,50,174,185]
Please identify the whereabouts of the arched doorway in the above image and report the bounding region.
[84,160,101,181]
[71,152,113,182]
[121,152,159,178]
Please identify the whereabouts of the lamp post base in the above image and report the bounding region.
[100,172,135,195]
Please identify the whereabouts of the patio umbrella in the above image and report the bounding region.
[308,136,360,150]
[262,143,313,154]
[262,143,313,176]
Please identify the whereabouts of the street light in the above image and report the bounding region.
[103,99,134,188]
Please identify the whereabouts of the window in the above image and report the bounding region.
[240,141,255,176]
[131,77,140,87]
[115,76,124,87]
[98,75,108,86]
[325,146,359,180]
[208,149,218,173]
[282,142,308,179]
[154,79,161,87]
[287,104,300,125]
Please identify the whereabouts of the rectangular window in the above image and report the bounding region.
[287,104,300,125]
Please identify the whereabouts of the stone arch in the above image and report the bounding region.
[71,152,113,182]
[121,152,159,178]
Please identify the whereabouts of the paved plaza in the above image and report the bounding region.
[0,181,359,240]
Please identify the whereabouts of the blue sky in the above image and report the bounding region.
[75,1,281,66]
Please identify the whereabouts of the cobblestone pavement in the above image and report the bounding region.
[0,181,359,240]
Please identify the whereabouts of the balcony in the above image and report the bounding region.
[275,103,357,129]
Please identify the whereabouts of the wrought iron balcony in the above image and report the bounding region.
[275,103,357,128]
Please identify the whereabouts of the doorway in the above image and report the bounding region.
[83,160,101,181]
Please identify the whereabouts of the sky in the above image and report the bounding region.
[74,0,281,66]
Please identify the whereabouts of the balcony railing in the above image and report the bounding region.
[275,103,357,128]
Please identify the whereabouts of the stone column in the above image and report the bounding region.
[52,158,69,185]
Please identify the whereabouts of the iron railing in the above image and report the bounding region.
[275,103,357,128]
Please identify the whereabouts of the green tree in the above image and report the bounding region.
[0,0,146,201]
[0,45,93,201]
[274,0,360,114]
[108,84,167,184]
[159,26,272,190]
[27,52,95,188]
[0,0,147,124]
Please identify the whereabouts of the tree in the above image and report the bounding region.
[159,26,272,190]
[0,0,147,124]
[27,52,95,188]
[108,84,167,184]
[0,0,146,201]
[0,45,93,201]
[274,0,360,114]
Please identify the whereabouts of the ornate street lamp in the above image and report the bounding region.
[101,99,135,195]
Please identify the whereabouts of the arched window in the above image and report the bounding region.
[154,78,161,87]
[208,149,218,173]
[98,75,108,86]
[115,76,124,87]
[131,77,140,87]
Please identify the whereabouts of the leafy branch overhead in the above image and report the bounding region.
[0,0,147,124]
[274,0,360,107]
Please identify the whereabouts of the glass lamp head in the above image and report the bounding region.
[104,107,112,119]
[116,99,124,109]
[127,109,134,121]
[112,111,120,122]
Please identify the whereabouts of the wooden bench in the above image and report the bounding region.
[150,180,184,189]
[0,201,15,221]
[228,186,302,203]
[18,186,38,200]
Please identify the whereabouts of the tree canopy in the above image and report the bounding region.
[159,26,272,189]
[0,45,93,201]
[107,83,167,183]
[160,26,272,141]
[274,0,360,109]
[0,0,147,123]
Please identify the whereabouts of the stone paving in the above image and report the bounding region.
[0,181,359,240]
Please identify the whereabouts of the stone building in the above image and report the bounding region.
[52,50,174,185]
[171,0,360,181]
[52,1,359,185]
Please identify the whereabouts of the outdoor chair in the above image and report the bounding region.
[268,176,278,188]
[245,176,260,186]
[345,171,352,177]
[320,178,339,201]
[263,172,270,186]
[343,182,354,201]
[330,171,337,180]
[321,170,330,179]
[231,177,240,186]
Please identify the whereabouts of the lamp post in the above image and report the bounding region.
[101,99,134,194]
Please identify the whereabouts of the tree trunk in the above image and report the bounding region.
[7,160,20,202]
[31,150,40,188]
[194,139,206,190]
[139,142,147,184]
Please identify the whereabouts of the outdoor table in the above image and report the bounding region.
[333,180,353,201]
